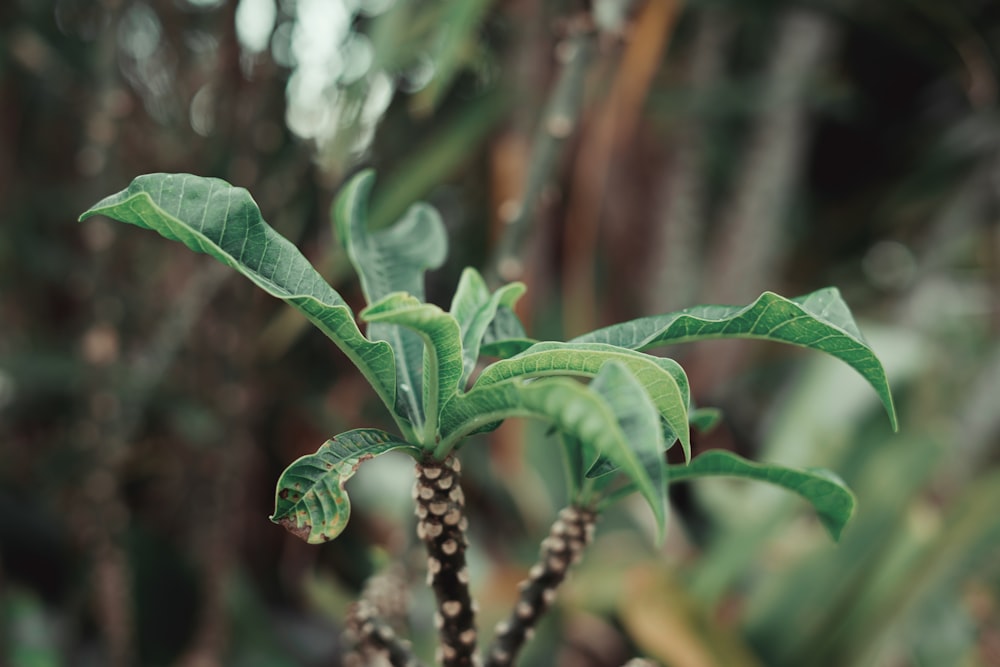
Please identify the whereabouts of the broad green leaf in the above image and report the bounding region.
[436,376,661,524]
[470,342,692,461]
[270,428,419,544]
[79,173,398,420]
[589,362,668,538]
[448,267,527,387]
[572,288,898,431]
[333,170,448,429]
[362,293,463,446]
[668,450,856,541]
[479,306,535,359]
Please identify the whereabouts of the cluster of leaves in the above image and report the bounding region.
[80,171,896,551]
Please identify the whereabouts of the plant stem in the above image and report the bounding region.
[346,599,424,667]
[489,21,596,285]
[414,456,478,666]
[485,505,597,667]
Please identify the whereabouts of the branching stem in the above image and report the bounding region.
[484,505,597,667]
[346,600,423,667]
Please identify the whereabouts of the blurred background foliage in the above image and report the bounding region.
[1,0,999,665]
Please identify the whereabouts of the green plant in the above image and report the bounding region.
[80,171,897,667]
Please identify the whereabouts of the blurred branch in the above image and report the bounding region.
[561,0,683,336]
[71,4,137,665]
[489,19,597,285]
[702,9,838,304]
[342,564,416,665]
[643,8,733,314]
[75,260,231,667]
[121,263,232,436]
[345,600,422,667]
[691,8,838,392]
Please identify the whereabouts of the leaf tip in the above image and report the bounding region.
[272,514,314,542]
[887,401,900,433]
[822,505,854,542]
[651,504,669,546]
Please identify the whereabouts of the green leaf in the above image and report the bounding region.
[589,362,668,539]
[362,293,463,447]
[667,450,856,541]
[572,288,898,431]
[470,342,692,461]
[333,170,448,429]
[690,406,723,432]
[436,376,661,523]
[448,267,527,387]
[270,428,419,544]
[79,173,398,421]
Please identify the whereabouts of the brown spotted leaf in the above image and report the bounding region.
[270,429,419,544]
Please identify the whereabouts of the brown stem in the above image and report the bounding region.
[346,599,424,667]
[485,505,597,667]
[414,457,478,666]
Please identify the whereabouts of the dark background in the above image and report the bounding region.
[2,0,999,665]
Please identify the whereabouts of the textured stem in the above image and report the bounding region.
[485,505,597,667]
[414,457,478,666]
[346,599,423,667]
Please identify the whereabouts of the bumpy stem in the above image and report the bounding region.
[485,505,597,667]
[346,599,424,667]
[414,457,479,666]
[343,564,421,666]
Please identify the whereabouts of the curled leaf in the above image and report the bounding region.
[270,428,418,544]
